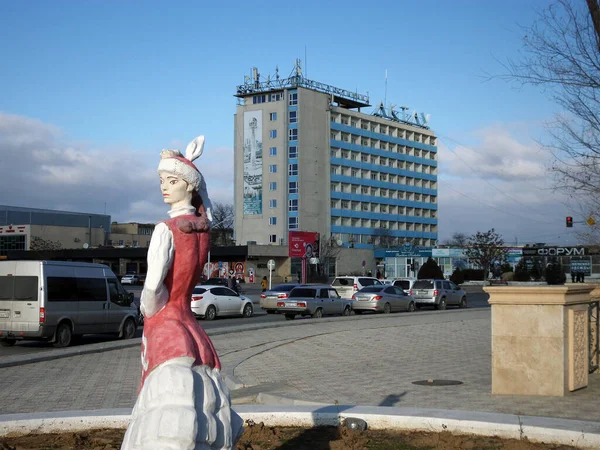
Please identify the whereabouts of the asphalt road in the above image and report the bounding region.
[0,286,489,356]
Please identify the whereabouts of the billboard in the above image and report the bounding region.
[289,231,320,258]
[243,110,263,215]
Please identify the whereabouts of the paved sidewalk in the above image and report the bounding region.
[0,308,599,423]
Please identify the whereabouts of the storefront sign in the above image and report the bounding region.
[522,247,585,256]
[570,258,591,276]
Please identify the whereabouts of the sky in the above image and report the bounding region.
[0,0,587,246]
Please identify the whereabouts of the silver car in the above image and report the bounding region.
[352,285,416,314]
[410,279,467,310]
[276,285,352,320]
[260,283,305,314]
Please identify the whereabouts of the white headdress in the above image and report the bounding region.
[157,136,213,223]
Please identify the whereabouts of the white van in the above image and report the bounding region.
[0,260,139,348]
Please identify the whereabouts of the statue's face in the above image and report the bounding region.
[159,172,193,205]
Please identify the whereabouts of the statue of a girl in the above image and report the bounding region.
[122,136,243,450]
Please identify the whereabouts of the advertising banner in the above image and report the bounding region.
[243,110,263,215]
[288,231,320,258]
[570,258,591,276]
[204,261,247,279]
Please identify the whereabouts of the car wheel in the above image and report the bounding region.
[243,303,253,318]
[459,297,467,309]
[0,339,16,347]
[121,318,136,340]
[205,305,217,321]
[53,323,72,348]
[354,310,363,315]
[435,298,447,311]
[285,314,296,320]
[407,301,415,312]
[383,303,391,314]
[312,308,323,319]
[342,306,351,316]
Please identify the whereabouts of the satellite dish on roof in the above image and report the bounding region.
[83,243,89,249]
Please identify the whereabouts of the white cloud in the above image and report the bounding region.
[436,123,578,245]
[0,112,234,224]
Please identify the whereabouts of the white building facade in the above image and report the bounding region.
[234,63,438,250]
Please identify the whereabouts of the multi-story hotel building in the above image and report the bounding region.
[233,62,438,249]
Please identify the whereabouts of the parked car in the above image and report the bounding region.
[260,283,306,314]
[331,276,382,299]
[121,274,139,285]
[410,279,467,310]
[352,285,415,314]
[190,285,253,320]
[201,277,229,286]
[387,278,417,295]
[276,285,352,320]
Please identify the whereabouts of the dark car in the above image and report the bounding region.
[202,277,229,286]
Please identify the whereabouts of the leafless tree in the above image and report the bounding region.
[465,229,507,284]
[500,0,600,241]
[210,202,234,246]
[317,235,342,277]
[449,232,468,247]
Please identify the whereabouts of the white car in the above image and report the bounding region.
[191,285,254,320]
[121,274,139,285]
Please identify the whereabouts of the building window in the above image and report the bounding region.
[289,146,298,158]
[289,92,298,105]
[269,130,277,139]
[269,234,277,243]
[269,217,277,225]
[289,129,298,141]
[269,93,281,102]
[269,182,277,191]
[289,199,298,211]
[269,112,277,121]
[289,111,297,123]
[269,164,277,173]
[269,146,277,156]
[289,181,298,194]
[288,217,298,229]
[288,163,298,176]
[253,94,266,104]
[269,199,277,208]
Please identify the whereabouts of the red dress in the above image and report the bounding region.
[140,214,219,389]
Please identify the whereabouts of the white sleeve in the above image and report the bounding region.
[140,223,173,318]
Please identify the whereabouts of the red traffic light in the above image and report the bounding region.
[566,216,573,227]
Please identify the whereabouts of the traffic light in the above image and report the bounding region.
[566,216,573,228]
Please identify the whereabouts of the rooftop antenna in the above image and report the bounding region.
[305,45,307,78]
[275,65,280,80]
[384,69,388,113]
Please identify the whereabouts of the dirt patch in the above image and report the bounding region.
[0,423,582,449]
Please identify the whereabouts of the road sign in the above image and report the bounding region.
[587,217,596,226]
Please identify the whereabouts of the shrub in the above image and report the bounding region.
[417,257,444,279]
[500,262,513,273]
[501,271,515,281]
[514,258,531,281]
[545,262,567,285]
[461,269,485,281]
[450,268,465,285]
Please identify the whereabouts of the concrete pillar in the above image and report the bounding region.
[485,285,595,396]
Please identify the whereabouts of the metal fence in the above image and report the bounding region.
[590,300,599,374]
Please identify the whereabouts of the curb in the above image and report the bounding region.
[0,406,599,449]
[0,308,487,369]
